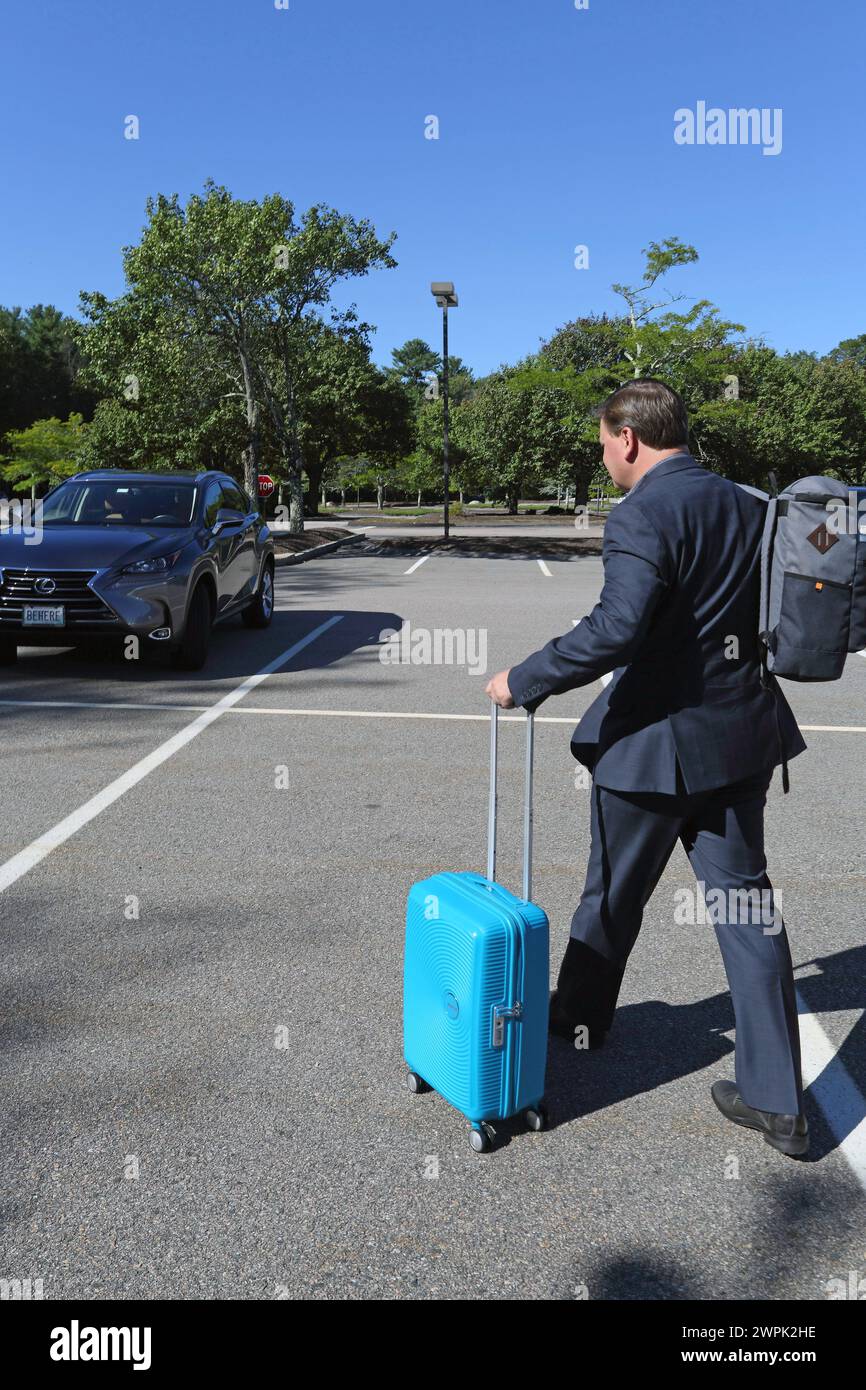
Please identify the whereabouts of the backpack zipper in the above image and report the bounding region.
[786,572,851,589]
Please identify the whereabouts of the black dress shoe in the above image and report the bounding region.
[548,991,606,1048]
[711,1080,809,1157]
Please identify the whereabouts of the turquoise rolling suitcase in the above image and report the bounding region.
[403,703,550,1152]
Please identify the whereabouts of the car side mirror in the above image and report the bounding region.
[211,507,244,535]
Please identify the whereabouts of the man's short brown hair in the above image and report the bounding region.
[595,379,689,450]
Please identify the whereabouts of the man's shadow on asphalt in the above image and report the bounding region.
[538,941,866,1164]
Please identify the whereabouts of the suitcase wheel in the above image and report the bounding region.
[405,1070,432,1094]
[469,1122,495,1154]
[524,1103,549,1132]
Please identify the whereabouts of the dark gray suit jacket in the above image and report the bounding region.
[507,452,806,794]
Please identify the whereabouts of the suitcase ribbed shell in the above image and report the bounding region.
[404,870,549,1125]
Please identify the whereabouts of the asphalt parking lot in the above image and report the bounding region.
[1,544,865,1300]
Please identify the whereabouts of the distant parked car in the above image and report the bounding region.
[0,470,275,671]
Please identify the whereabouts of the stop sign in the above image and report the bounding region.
[258,474,276,499]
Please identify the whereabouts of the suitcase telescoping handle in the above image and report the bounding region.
[486,700,534,902]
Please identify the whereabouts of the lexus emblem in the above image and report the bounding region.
[34,577,56,595]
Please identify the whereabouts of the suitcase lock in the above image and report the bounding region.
[491,1001,523,1048]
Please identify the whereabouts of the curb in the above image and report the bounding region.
[273,529,367,567]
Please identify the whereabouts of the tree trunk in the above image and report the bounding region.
[377,483,384,511]
[340,488,346,506]
[573,468,590,509]
[417,489,422,507]
[286,469,304,534]
[304,459,323,517]
[239,352,261,503]
[505,487,519,515]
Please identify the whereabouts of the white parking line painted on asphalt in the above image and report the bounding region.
[0,615,344,896]
[0,698,863,734]
[537,559,553,577]
[404,555,430,575]
[796,995,866,1191]
[0,700,568,722]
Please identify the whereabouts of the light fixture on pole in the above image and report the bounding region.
[431,282,458,540]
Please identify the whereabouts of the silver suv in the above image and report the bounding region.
[0,470,275,670]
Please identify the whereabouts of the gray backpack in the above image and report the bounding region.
[737,474,866,793]
[755,475,866,682]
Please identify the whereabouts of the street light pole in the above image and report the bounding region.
[442,304,450,540]
[431,282,458,542]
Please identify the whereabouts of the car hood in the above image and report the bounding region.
[0,526,192,572]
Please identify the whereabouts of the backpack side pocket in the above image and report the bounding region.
[772,572,851,679]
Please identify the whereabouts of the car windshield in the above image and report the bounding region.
[39,480,197,528]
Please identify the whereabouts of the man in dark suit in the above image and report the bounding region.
[485,379,809,1157]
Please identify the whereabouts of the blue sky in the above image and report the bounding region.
[2,0,864,375]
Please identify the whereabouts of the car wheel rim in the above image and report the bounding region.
[262,571,273,617]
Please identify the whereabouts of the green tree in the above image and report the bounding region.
[508,244,746,494]
[79,182,398,531]
[386,338,475,406]
[732,348,866,487]
[0,413,89,497]
[76,283,246,473]
[824,334,866,371]
[609,239,744,385]
[286,323,413,513]
[0,306,95,443]
[387,338,441,402]
[460,369,572,512]
[408,396,477,505]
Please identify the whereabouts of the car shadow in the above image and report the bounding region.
[0,609,404,692]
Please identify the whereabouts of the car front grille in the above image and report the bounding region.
[0,569,119,626]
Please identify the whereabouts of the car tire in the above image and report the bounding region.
[171,583,213,671]
[0,638,18,664]
[242,560,275,629]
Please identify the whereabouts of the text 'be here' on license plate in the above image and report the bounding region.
[22,604,65,627]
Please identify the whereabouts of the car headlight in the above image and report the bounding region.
[120,550,182,576]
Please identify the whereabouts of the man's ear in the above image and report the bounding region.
[622,427,640,463]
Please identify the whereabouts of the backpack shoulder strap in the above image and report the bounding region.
[751,491,791,793]
[759,496,779,681]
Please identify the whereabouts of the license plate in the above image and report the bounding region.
[22,604,65,627]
